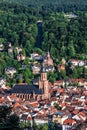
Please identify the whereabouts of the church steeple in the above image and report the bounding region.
[43,51,53,67]
[39,65,47,89]
[41,63,47,81]
[47,51,50,58]
[39,66,50,99]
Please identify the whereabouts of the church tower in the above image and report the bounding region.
[39,68,50,99]
[43,51,53,66]
[47,51,50,58]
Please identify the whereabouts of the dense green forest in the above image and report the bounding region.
[7,0,87,12]
[0,2,87,58]
[0,1,87,84]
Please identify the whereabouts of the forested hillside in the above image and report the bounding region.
[0,1,87,84]
[0,2,87,60]
[7,0,87,12]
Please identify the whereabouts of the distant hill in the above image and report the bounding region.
[5,0,87,12]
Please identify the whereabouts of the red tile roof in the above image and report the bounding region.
[30,101,39,107]
[27,116,32,120]
[13,102,20,108]
[73,109,79,115]
[79,112,86,118]
[63,119,76,125]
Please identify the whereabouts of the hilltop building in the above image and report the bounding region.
[43,52,54,72]
[43,52,53,66]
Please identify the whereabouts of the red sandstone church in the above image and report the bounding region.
[11,70,50,101]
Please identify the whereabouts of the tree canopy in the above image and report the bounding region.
[0,105,20,130]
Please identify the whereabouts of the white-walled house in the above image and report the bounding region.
[5,67,16,78]
[0,77,6,88]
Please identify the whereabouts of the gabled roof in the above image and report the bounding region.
[11,84,43,94]
[63,118,76,125]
